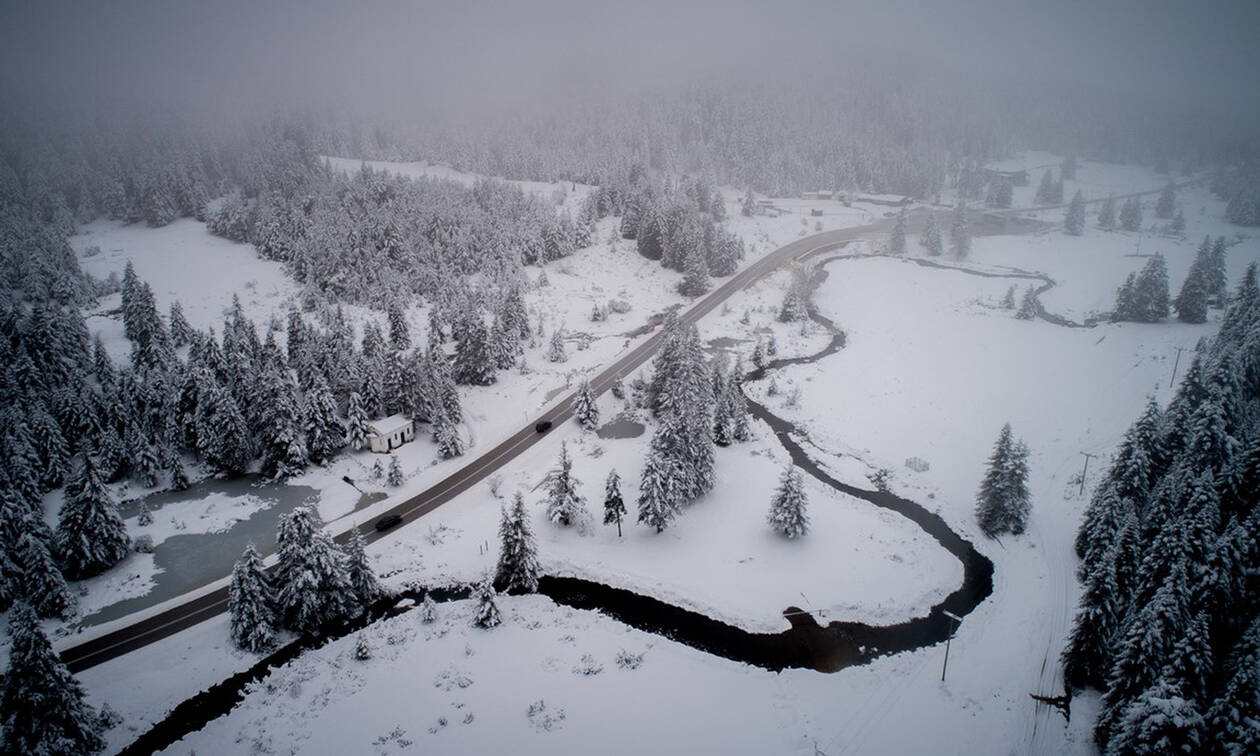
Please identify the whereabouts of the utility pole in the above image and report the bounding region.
[1169,346,1186,388]
[941,610,962,682]
[1078,452,1097,496]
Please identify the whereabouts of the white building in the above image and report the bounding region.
[366,414,415,453]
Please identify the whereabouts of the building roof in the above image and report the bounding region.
[367,414,413,436]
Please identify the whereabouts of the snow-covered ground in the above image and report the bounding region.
[67,154,1260,755]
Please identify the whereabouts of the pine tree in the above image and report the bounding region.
[1035,170,1055,205]
[1135,256,1171,322]
[387,302,411,350]
[1096,559,1191,745]
[273,505,356,635]
[343,527,383,610]
[1098,196,1118,231]
[1062,538,1123,691]
[1208,236,1228,306]
[1108,673,1204,755]
[548,328,568,363]
[779,272,810,322]
[419,593,438,623]
[388,455,404,486]
[603,469,626,537]
[470,579,501,629]
[258,363,308,479]
[637,442,679,533]
[1120,196,1143,232]
[454,319,496,385]
[0,603,104,756]
[495,492,540,593]
[767,463,809,538]
[55,452,130,580]
[545,442,589,529]
[15,530,74,620]
[345,391,371,451]
[741,189,755,217]
[573,378,600,430]
[1155,182,1177,219]
[889,205,907,255]
[998,285,1015,310]
[434,408,464,459]
[1015,286,1037,320]
[678,241,711,296]
[1171,209,1186,237]
[1065,190,1086,235]
[168,300,194,348]
[228,543,277,653]
[950,201,970,259]
[1206,617,1260,754]
[304,376,345,465]
[920,210,943,256]
[1174,262,1210,324]
[973,424,1031,537]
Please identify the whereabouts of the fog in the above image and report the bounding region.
[3,0,1258,125]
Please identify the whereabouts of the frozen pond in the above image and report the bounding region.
[82,477,384,627]
[596,414,645,439]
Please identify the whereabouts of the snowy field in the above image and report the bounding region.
[65,154,1260,755]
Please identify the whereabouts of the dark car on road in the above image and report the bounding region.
[535,420,553,433]
[374,514,402,532]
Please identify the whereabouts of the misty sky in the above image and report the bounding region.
[2,0,1258,123]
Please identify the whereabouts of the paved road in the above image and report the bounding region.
[59,223,886,672]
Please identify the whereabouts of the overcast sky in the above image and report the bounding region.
[2,0,1257,124]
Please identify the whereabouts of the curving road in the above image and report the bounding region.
[58,221,893,672]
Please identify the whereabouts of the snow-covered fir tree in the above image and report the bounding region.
[495,491,540,593]
[1174,243,1212,324]
[1112,256,1170,323]
[767,463,810,539]
[1098,196,1118,231]
[257,361,308,479]
[387,302,411,351]
[603,468,627,537]
[678,241,711,296]
[1155,182,1177,219]
[637,442,678,533]
[0,603,104,756]
[273,505,356,635]
[779,265,812,323]
[548,328,568,363]
[889,205,907,255]
[1001,285,1016,309]
[345,390,371,451]
[343,527,383,610]
[573,377,600,430]
[1119,196,1143,232]
[15,530,74,620]
[54,452,130,580]
[454,317,496,386]
[1065,190,1086,235]
[228,543,277,653]
[1015,286,1037,320]
[920,210,943,256]
[974,423,1031,537]
[545,442,590,530]
[470,579,501,629]
[388,455,404,486]
[304,375,345,465]
[950,201,970,259]
[419,593,438,623]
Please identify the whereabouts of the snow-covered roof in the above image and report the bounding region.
[367,414,413,436]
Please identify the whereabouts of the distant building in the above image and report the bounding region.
[800,190,834,200]
[367,414,415,453]
[984,168,1029,187]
